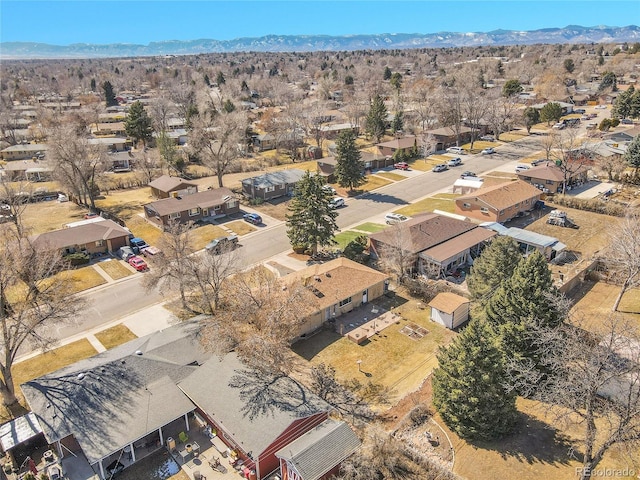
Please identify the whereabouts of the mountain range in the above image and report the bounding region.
[1,25,639,59]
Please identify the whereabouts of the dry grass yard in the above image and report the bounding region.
[94,324,138,350]
[95,258,134,280]
[394,194,459,216]
[20,199,87,234]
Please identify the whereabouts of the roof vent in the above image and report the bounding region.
[315,276,321,282]
[325,272,331,278]
[135,350,143,356]
[77,373,85,380]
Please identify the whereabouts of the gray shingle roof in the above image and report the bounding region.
[275,419,360,480]
[148,175,197,193]
[144,188,234,216]
[178,353,331,457]
[30,219,130,250]
[241,169,307,189]
[21,321,208,465]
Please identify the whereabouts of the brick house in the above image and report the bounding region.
[376,136,418,157]
[148,175,198,199]
[143,188,239,227]
[515,163,589,194]
[455,180,542,223]
[30,219,131,255]
[241,169,307,201]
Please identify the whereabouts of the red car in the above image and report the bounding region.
[128,256,148,271]
[394,162,410,170]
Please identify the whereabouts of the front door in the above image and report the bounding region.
[362,289,368,304]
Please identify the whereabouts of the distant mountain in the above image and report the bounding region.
[1,25,639,59]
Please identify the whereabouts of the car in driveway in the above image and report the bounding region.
[595,104,607,109]
[385,213,409,225]
[205,235,239,254]
[394,162,410,170]
[329,197,346,208]
[446,146,465,155]
[531,159,548,167]
[128,256,148,272]
[432,164,448,172]
[322,185,337,195]
[480,147,495,155]
[129,237,149,254]
[515,164,531,174]
[118,246,135,261]
[573,108,586,114]
[552,122,565,130]
[480,135,495,142]
[447,157,462,167]
[243,213,262,225]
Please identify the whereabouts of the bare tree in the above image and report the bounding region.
[0,221,85,406]
[550,128,593,194]
[374,222,417,283]
[512,316,640,480]
[605,213,640,312]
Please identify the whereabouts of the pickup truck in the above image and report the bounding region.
[130,237,149,254]
[205,235,239,254]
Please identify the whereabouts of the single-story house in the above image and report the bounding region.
[481,223,566,261]
[1,159,53,182]
[106,151,134,172]
[241,169,307,201]
[282,258,391,338]
[22,321,360,480]
[91,122,126,136]
[316,153,393,182]
[30,218,131,255]
[369,213,496,278]
[376,136,417,157]
[253,133,276,151]
[88,137,130,152]
[516,163,590,194]
[604,127,640,144]
[423,126,474,151]
[148,175,198,199]
[531,101,575,115]
[0,143,48,161]
[428,292,470,329]
[319,123,359,139]
[455,180,542,223]
[143,187,239,227]
[97,112,126,123]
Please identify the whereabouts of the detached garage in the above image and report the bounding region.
[428,293,470,329]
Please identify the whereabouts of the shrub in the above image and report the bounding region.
[550,196,627,216]
[66,252,90,266]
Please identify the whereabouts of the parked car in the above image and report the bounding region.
[57,194,69,203]
[84,212,99,219]
[329,197,346,208]
[447,157,462,167]
[446,146,465,155]
[480,135,495,142]
[432,164,448,172]
[394,162,410,170]
[141,246,161,257]
[243,213,262,225]
[515,165,531,173]
[480,147,495,155]
[552,122,565,130]
[385,213,409,225]
[118,246,135,261]
[621,118,634,125]
[205,235,239,254]
[573,108,586,114]
[460,171,477,178]
[531,159,548,167]
[128,256,148,272]
[130,237,149,254]
[322,185,337,195]
[595,104,608,109]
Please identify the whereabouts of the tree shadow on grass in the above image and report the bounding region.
[292,330,343,361]
[468,411,578,467]
[566,279,598,304]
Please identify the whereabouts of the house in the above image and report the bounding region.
[428,292,470,329]
[516,163,589,194]
[319,123,359,139]
[143,188,239,227]
[253,133,276,151]
[423,126,474,151]
[282,258,390,338]
[455,180,542,223]
[376,136,417,158]
[604,127,640,144]
[481,223,566,261]
[531,101,575,114]
[87,137,129,152]
[91,122,126,136]
[106,151,135,172]
[22,321,359,480]
[316,152,392,182]
[0,143,48,161]
[369,213,496,278]
[452,177,484,195]
[30,218,131,255]
[1,159,53,182]
[148,175,198,199]
[241,169,307,201]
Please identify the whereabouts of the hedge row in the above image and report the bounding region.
[549,195,627,217]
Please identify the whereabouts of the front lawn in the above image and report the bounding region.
[394,195,459,216]
[333,231,365,250]
[375,171,406,181]
[94,324,138,350]
[95,258,134,280]
[54,266,107,294]
[188,224,229,251]
[357,175,392,192]
[353,222,387,233]
[225,220,256,236]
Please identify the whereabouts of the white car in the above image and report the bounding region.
[480,147,495,155]
[329,197,345,208]
[322,185,336,195]
[385,213,409,225]
[515,165,530,174]
[447,157,462,167]
[552,122,565,130]
[594,105,607,109]
[446,146,465,155]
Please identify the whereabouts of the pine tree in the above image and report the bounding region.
[286,171,338,255]
[383,66,392,80]
[334,130,365,192]
[539,102,563,125]
[432,318,517,440]
[624,135,640,174]
[125,100,153,147]
[391,111,404,133]
[102,80,117,107]
[467,236,521,305]
[523,107,540,134]
[365,94,387,142]
[484,251,561,366]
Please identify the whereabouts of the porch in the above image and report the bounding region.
[334,304,401,345]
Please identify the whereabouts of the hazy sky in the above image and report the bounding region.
[1,1,637,45]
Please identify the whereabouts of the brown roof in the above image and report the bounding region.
[428,292,470,314]
[370,213,477,254]
[420,227,496,263]
[377,136,417,149]
[31,219,130,250]
[148,175,197,193]
[457,180,541,211]
[283,258,389,311]
[145,188,234,216]
[516,163,589,182]
[2,159,52,172]
[425,126,473,137]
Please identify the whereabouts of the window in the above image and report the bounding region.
[514,202,520,208]
[499,210,505,215]
[169,212,181,219]
[462,202,471,208]
[265,186,275,193]
[95,240,104,247]
[546,180,554,185]
[480,207,489,213]
[226,199,238,208]
[189,208,199,217]
[339,297,352,307]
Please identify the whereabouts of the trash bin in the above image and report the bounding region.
[166,437,176,451]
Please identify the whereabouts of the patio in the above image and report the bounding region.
[334,304,401,345]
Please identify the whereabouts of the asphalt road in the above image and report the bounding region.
[59,134,545,338]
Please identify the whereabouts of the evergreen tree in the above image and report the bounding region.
[334,130,366,192]
[286,171,339,255]
[216,71,226,85]
[564,58,575,73]
[484,251,561,367]
[432,318,517,440]
[383,66,392,80]
[539,102,563,125]
[625,135,640,174]
[391,111,404,134]
[125,100,153,147]
[365,94,388,142]
[157,131,184,174]
[204,74,211,86]
[90,78,96,92]
[390,72,403,93]
[612,85,634,119]
[467,236,521,305]
[102,80,117,107]
[523,107,540,134]
[630,88,640,119]
[223,99,236,113]
[502,79,523,98]
[598,71,617,92]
